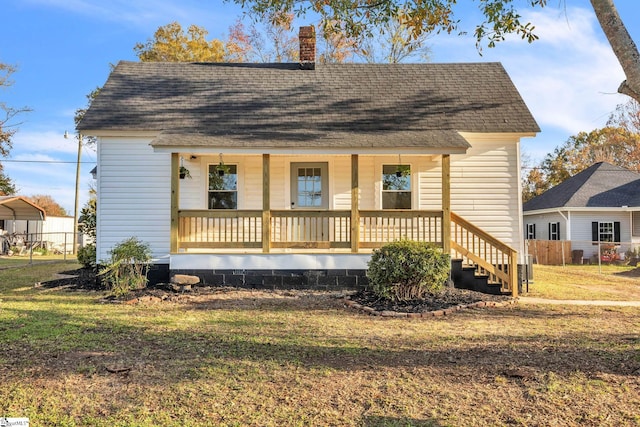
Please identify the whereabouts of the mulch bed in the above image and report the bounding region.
[345,288,515,318]
[39,268,516,316]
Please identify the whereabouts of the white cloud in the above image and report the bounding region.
[11,130,82,156]
[3,130,95,212]
[431,5,628,162]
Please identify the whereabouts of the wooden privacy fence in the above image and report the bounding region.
[527,239,571,265]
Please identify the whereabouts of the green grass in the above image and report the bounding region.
[0,262,639,426]
[528,264,640,300]
[0,254,76,269]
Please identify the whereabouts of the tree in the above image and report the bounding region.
[134,22,228,62]
[78,188,96,240]
[25,194,67,216]
[233,0,640,103]
[242,11,299,62]
[355,13,432,63]
[522,99,640,201]
[317,23,357,64]
[0,62,28,195]
[74,86,102,148]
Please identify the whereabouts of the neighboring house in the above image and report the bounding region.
[78,26,538,294]
[523,162,640,260]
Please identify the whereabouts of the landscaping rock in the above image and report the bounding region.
[170,274,200,285]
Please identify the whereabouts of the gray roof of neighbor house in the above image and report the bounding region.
[523,162,640,211]
[78,61,539,150]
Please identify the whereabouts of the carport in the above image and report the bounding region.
[0,196,46,224]
[0,197,47,254]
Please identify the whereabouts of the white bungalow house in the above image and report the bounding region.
[523,161,640,261]
[78,26,538,295]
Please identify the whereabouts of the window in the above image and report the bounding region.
[549,222,560,240]
[382,164,411,209]
[526,223,536,240]
[208,164,237,209]
[591,221,620,243]
[633,212,640,237]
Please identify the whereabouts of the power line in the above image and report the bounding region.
[0,159,96,164]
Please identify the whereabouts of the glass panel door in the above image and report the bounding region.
[291,163,328,209]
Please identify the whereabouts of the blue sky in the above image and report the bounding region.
[1,0,638,213]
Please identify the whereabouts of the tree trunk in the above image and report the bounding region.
[590,0,640,102]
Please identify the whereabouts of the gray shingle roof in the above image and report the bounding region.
[78,61,539,149]
[523,162,640,211]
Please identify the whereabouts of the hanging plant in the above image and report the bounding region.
[179,166,191,179]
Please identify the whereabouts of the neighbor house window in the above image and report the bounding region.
[549,222,560,240]
[526,223,536,240]
[592,221,620,243]
[208,164,237,209]
[382,164,411,209]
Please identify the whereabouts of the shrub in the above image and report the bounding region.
[367,240,450,301]
[99,237,152,297]
[32,247,49,255]
[77,243,96,270]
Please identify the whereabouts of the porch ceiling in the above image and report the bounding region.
[150,129,471,154]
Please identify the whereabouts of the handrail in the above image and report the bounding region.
[451,212,518,297]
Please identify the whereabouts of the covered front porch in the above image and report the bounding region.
[168,153,518,296]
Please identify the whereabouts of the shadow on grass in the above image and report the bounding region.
[361,415,441,426]
[1,301,638,384]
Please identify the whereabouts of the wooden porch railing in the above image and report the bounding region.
[178,209,517,296]
[179,210,263,249]
[178,209,443,250]
[451,212,518,297]
[270,210,351,249]
[359,210,443,248]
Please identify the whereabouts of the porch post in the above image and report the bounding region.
[262,154,271,253]
[351,154,360,253]
[442,154,451,254]
[170,153,179,253]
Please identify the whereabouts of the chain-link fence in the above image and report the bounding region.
[0,231,86,267]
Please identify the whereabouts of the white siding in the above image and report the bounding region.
[568,211,632,258]
[523,212,567,241]
[97,137,171,262]
[179,155,263,210]
[358,156,376,210]
[451,137,524,254]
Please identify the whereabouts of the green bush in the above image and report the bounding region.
[367,240,450,301]
[99,237,152,297]
[32,247,49,255]
[77,243,96,269]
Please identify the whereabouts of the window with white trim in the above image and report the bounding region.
[549,222,560,241]
[208,164,237,209]
[382,164,411,209]
[598,221,614,242]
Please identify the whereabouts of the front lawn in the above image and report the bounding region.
[0,262,638,426]
[528,263,640,300]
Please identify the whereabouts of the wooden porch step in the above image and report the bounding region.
[451,259,509,295]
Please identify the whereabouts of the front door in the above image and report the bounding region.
[289,162,329,242]
[290,162,328,209]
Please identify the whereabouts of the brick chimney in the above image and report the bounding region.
[299,25,316,70]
